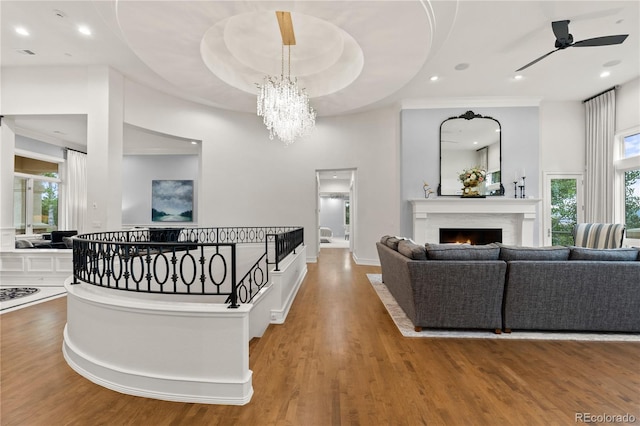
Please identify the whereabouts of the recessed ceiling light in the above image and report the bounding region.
[333,174,337,179]
[454,63,469,71]
[190,141,198,145]
[430,75,439,82]
[600,71,611,78]
[15,27,29,36]
[514,75,524,80]
[78,25,92,36]
[473,141,478,145]
[495,128,500,132]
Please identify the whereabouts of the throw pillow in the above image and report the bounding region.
[398,240,427,260]
[380,235,392,245]
[498,243,570,261]
[425,243,500,261]
[569,246,640,261]
[385,237,404,250]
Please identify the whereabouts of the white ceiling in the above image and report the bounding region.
[2,1,639,145]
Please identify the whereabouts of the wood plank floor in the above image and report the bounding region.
[1,248,639,425]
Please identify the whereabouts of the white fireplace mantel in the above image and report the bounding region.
[410,198,541,246]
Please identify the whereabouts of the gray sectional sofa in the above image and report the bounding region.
[376,236,640,333]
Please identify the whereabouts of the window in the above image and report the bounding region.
[615,128,640,240]
[344,200,350,225]
[14,154,62,235]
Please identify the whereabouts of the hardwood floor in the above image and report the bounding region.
[1,248,639,425]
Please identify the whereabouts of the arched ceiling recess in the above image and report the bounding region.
[114,1,451,117]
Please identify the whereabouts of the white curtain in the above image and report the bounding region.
[63,150,87,232]
[584,89,616,222]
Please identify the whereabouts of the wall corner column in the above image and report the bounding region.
[0,119,16,250]
[86,66,124,232]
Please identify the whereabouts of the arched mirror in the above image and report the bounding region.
[438,111,503,196]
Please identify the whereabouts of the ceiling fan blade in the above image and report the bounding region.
[572,34,628,47]
[551,20,570,42]
[516,49,559,72]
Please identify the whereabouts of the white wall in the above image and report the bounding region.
[539,100,585,174]
[616,76,640,133]
[320,197,346,238]
[1,67,88,114]
[122,155,199,226]
[1,66,398,264]
[16,135,66,159]
[12,67,635,259]
[538,77,640,179]
[400,106,540,240]
[319,179,350,193]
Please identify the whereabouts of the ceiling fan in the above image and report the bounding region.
[516,20,628,72]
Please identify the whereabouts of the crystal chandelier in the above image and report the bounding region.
[257,12,316,145]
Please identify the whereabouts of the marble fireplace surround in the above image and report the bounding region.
[411,198,541,246]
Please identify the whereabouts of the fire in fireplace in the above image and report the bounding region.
[439,228,503,245]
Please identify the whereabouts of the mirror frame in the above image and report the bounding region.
[438,110,504,196]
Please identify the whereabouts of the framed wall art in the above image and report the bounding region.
[151,180,193,222]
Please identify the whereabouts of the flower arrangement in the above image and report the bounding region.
[423,181,435,198]
[459,167,486,186]
[459,167,486,197]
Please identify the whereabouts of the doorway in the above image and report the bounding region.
[316,169,356,253]
[543,172,584,246]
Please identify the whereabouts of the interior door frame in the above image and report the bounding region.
[542,171,584,246]
[315,168,357,254]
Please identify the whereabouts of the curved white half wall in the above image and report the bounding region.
[62,279,253,405]
[62,246,308,405]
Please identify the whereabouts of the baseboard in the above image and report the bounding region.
[353,254,380,266]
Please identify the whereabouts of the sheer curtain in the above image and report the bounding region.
[584,89,616,222]
[63,150,87,232]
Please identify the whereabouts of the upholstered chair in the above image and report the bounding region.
[572,223,626,249]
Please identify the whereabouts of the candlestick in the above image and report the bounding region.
[513,181,518,198]
[521,176,526,198]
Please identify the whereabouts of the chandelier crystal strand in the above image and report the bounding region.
[257,42,316,145]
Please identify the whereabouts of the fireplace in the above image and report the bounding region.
[411,199,540,246]
[439,228,503,245]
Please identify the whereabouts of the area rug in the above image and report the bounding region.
[320,240,350,249]
[0,287,40,302]
[367,274,640,342]
[0,287,66,314]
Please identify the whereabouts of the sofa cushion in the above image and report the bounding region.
[380,235,392,245]
[425,243,500,260]
[397,240,427,260]
[385,237,405,250]
[569,246,640,261]
[498,244,570,261]
[15,239,35,249]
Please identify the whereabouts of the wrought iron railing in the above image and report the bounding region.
[72,227,303,307]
